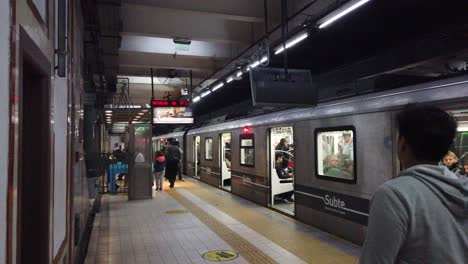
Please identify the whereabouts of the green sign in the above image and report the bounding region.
[175,43,190,51]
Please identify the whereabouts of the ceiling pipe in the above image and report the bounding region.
[190,0,321,95]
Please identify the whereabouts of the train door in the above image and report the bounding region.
[449,109,468,174]
[220,133,232,191]
[269,127,295,215]
[194,136,201,179]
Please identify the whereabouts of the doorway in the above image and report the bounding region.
[17,29,52,264]
[220,133,232,191]
[269,127,294,215]
[194,136,201,179]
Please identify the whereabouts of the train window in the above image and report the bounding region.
[205,137,213,160]
[240,134,255,166]
[315,126,357,183]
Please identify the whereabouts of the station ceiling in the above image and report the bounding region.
[98,0,468,129]
[192,0,468,116]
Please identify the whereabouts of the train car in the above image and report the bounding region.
[155,76,468,244]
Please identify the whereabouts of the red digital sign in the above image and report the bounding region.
[151,100,191,107]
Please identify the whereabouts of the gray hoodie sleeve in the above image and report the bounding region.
[360,184,409,264]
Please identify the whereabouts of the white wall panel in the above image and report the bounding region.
[31,0,47,22]
[53,77,68,257]
[0,0,10,262]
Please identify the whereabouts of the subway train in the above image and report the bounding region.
[153,76,468,244]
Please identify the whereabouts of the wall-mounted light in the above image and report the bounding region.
[212,83,224,91]
[274,32,308,55]
[318,0,371,29]
[193,96,201,102]
[242,126,252,134]
[260,56,268,63]
[226,76,234,83]
[236,71,243,77]
[201,90,211,97]
[248,60,260,69]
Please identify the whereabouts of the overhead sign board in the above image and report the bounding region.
[151,100,194,124]
[250,67,317,107]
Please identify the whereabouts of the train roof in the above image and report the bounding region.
[184,76,468,135]
[152,131,185,140]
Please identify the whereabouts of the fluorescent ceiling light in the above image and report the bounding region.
[226,76,234,83]
[193,96,201,102]
[142,109,149,112]
[260,56,268,63]
[105,110,112,113]
[274,32,309,55]
[236,71,243,77]
[212,83,224,91]
[138,113,145,116]
[105,113,112,116]
[318,0,371,29]
[201,90,211,97]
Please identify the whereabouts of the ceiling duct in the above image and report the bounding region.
[81,0,122,101]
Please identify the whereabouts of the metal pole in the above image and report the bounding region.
[190,70,193,101]
[151,68,155,100]
[281,0,289,77]
[264,0,268,35]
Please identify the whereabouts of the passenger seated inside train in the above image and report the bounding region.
[323,154,353,179]
[274,153,294,203]
[275,138,291,169]
[442,151,461,173]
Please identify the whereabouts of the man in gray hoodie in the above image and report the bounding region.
[361,105,468,264]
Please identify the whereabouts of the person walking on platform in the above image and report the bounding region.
[153,151,165,191]
[165,140,181,188]
[360,105,468,264]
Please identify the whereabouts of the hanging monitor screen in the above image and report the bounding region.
[250,67,316,106]
[151,100,194,124]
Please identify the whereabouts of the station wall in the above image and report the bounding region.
[0,1,10,262]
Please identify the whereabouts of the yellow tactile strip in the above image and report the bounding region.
[181,181,359,264]
[168,189,279,264]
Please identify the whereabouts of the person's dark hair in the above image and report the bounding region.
[275,153,283,161]
[155,150,163,157]
[396,104,457,162]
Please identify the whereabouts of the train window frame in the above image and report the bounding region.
[240,134,255,167]
[205,137,213,160]
[314,126,357,184]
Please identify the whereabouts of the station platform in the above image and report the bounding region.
[84,178,361,264]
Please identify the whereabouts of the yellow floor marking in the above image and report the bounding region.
[180,180,359,264]
[167,189,279,264]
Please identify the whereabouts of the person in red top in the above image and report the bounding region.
[153,151,166,191]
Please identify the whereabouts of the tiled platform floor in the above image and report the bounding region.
[84,178,360,264]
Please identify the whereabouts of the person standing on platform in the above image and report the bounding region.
[360,105,468,264]
[165,140,181,188]
[153,151,165,191]
[175,141,184,182]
